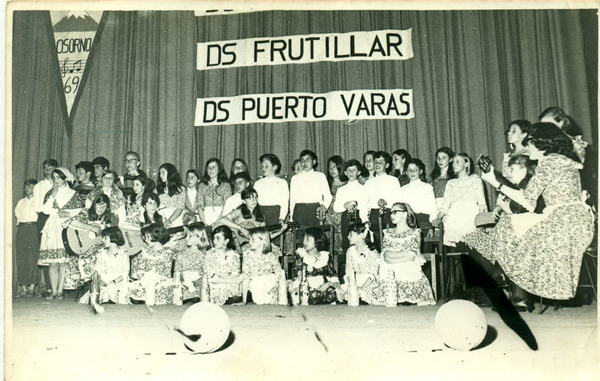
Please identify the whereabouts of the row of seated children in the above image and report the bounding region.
[87,200,436,313]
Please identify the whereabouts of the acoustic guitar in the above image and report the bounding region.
[63,225,186,256]
[476,155,519,190]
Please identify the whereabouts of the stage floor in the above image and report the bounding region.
[5,297,599,380]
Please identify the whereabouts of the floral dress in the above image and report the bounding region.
[39,190,85,264]
[204,248,241,305]
[288,248,340,305]
[465,154,594,299]
[95,247,130,304]
[175,246,206,301]
[325,182,346,257]
[242,250,286,305]
[197,182,232,225]
[158,190,186,227]
[439,174,487,246]
[337,245,385,305]
[129,246,181,305]
[380,228,436,306]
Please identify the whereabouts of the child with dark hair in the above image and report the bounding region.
[539,106,587,163]
[380,203,436,306]
[399,158,437,223]
[337,222,385,306]
[288,227,339,305]
[74,161,95,194]
[392,149,411,186]
[217,187,265,240]
[129,223,181,307]
[255,153,289,224]
[14,179,39,297]
[289,150,332,226]
[221,171,252,216]
[429,147,455,200]
[92,157,110,186]
[89,227,130,314]
[203,225,242,305]
[198,158,232,226]
[140,192,164,225]
[156,163,185,228]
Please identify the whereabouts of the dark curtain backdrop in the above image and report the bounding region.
[11,9,597,251]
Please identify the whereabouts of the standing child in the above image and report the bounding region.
[174,222,211,302]
[289,227,339,305]
[380,203,436,306]
[89,227,130,314]
[240,227,287,305]
[14,179,39,297]
[338,222,385,306]
[203,225,242,305]
[129,223,181,307]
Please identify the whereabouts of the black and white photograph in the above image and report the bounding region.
[4,1,599,380]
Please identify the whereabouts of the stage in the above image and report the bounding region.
[5,297,598,380]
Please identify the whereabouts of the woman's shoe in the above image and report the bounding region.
[56,293,64,300]
[46,294,56,300]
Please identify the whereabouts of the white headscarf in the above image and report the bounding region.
[54,167,76,183]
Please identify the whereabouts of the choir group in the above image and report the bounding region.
[13,106,593,313]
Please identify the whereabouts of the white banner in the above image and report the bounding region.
[197,29,413,70]
[195,89,414,126]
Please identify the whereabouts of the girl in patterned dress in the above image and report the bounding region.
[129,223,181,307]
[337,222,385,306]
[156,163,185,228]
[121,175,155,230]
[433,153,487,246]
[203,225,242,305]
[380,203,436,306]
[240,227,288,305]
[89,227,130,314]
[39,168,85,300]
[325,156,347,258]
[64,193,119,291]
[174,222,211,302]
[465,123,595,300]
[288,227,340,305]
[197,158,233,226]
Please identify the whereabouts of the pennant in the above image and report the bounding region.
[51,11,102,118]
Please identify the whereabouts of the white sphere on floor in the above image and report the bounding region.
[179,302,230,353]
[435,299,487,351]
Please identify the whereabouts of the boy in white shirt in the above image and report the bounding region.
[289,150,332,226]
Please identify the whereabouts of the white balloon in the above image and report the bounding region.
[179,302,230,353]
[435,299,487,351]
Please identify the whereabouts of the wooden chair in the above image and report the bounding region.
[281,223,335,279]
[417,218,443,301]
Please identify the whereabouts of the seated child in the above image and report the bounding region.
[203,225,242,305]
[174,222,211,302]
[288,227,340,305]
[379,203,436,306]
[129,223,182,307]
[89,227,130,314]
[240,227,287,305]
[337,222,385,306]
